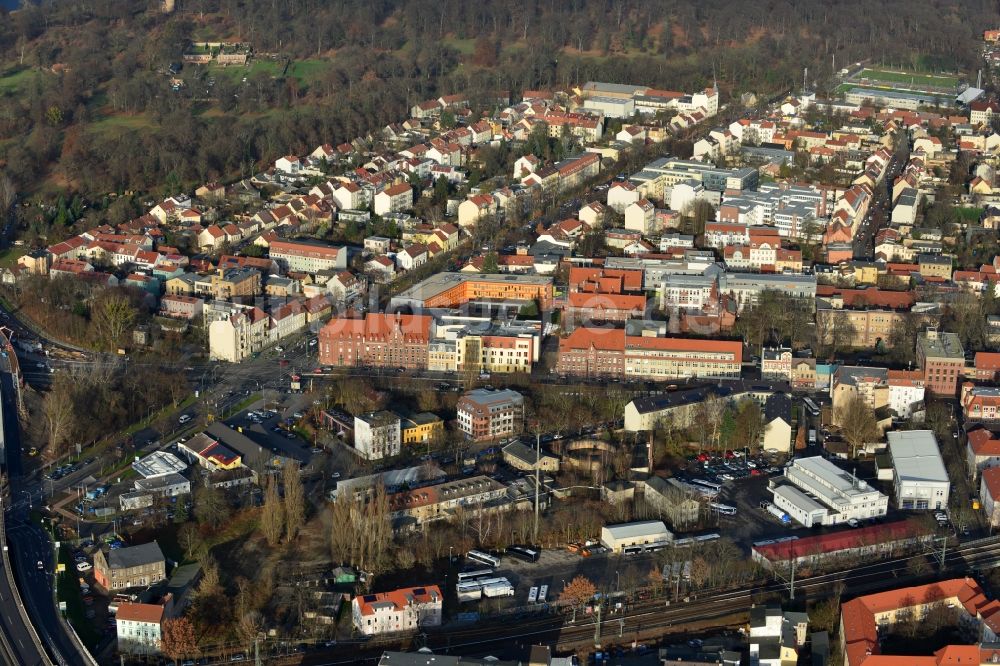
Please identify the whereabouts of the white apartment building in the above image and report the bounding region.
[888,372,925,419]
[116,602,165,655]
[659,274,718,310]
[772,456,888,527]
[888,430,949,511]
[353,411,402,460]
[352,585,443,636]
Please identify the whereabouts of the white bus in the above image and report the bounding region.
[457,568,494,583]
[691,479,723,492]
[538,585,548,603]
[527,586,538,604]
[710,503,737,516]
[467,550,501,567]
[803,397,820,416]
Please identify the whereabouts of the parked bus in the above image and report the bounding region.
[709,503,737,516]
[506,545,541,563]
[803,397,820,416]
[527,586,538,604]
[467,550,501,568]
[457,569,494,583]
[691,479,723,492]
[538,585,548,603]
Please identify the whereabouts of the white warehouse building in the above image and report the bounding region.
[771,456,888,527]
[888,430,950,511]
[600,520,673,553]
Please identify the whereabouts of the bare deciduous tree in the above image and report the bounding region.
[283,460,305,541]
[261,475,285,546]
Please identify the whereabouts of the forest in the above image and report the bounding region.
[0,0,995,206]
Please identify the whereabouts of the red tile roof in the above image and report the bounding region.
[968,428,1000,456]
[354,585,442,616]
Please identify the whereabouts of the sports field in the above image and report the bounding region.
[859,68,959,88]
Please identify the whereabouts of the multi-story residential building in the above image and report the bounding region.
[205,267,260,301]
[457,388,524,442]
[831,366,889,426]
[816,306,931,350]
[373,182,414,216]
[391,273,554,310]
[564,292,646,324]
[353,411,402,460]
[555,327,743,380]
[840,578,1000,666]
[269,239,347,273]
[916,328,965,396]
[116,599,168,655]
[400,412,444,446]
[659,274,718,310]
[961,383,1000,423]
[972,352,1000,382]
[887,370,925,419]
[967,428,1000,480]
[352,585,442,636]
[982,467,1000,529]
[387,475,508,525]
[718,273,817,312]
[318,313,433,369]
[761,348,793,382]
[888,430,949,511]
[159,294,204,320]
[208,306,270,363]
[771,456,888,527]
[94,542,166,591]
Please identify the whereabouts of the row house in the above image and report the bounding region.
[962,383,1000,424]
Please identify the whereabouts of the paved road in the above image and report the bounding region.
[1,370,85,666]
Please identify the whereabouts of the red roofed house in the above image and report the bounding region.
[116,596,171,655]
[840,577,999,666]
[352,585,442,636]
[968,427,1000,481]
[981,466,1000,528]
[974,352,1000,382]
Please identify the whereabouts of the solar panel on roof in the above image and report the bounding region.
[363,594,377,602]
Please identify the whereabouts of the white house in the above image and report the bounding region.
[624,199,656,235]
[374,183,413,216]
[116,601,166,655]
[397,244,428,272]
[275,155,302,175]
[353,411,401,460]
[352,585,442,636]
[579,201,607,228]
[332,182,365,210]
[607,182,641,213]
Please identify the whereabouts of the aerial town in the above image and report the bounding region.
[6,3,1000,666]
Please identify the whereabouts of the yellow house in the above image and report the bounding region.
[401,412,444,445]
[165,274,196,296]
[853,263,879,285]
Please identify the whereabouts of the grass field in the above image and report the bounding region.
[86,113,154,135]
[0,67,42,94]
[206,57,329,84]
[859,68,959,88]
[0,247,26,269]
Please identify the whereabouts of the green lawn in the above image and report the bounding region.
[0,247,26,268]
[0,67,42,94]
[86,113,155,135]
[206,57,329,84]
[859,68,959,88]
[56,545,100,650]
[442,38,476,55]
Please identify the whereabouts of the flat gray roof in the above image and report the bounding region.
[887,430,948,483]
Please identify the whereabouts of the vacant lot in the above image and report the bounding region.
[859,68,959,88]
